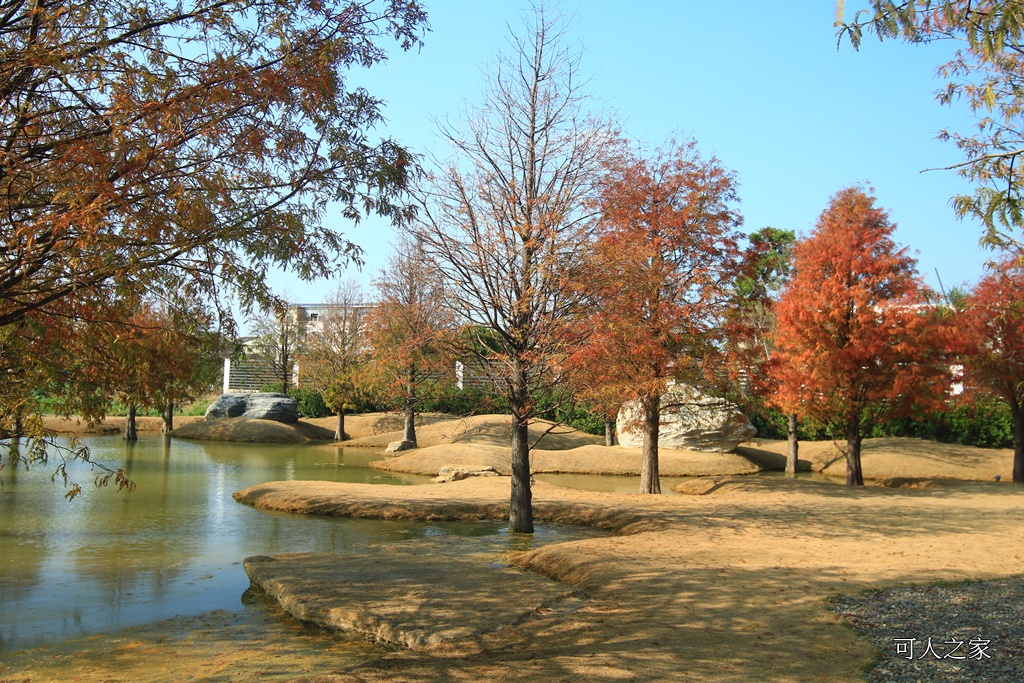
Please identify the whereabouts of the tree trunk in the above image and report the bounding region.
[280,332,291,394]
[335,408,346,442]
[403,390,417,447]
[640,394,661,494]
[162,400,174,434]
[785,413,799,477]
[1011,397,1024,483]
[123,404,138,441]
[845,413,864,486]
[509,414,533,533]
[604,418,616,447]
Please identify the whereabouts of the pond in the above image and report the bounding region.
[0,434,601,661]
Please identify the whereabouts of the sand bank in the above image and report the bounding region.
[234,470,1024,682]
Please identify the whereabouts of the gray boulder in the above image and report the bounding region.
[243,393,299,423]
[205,392,299,424]
[617,384,756,453]
[204,393,248,419]
[385,439,416,453]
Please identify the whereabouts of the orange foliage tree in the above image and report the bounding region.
[0,0,426,328]
[79,301,223,441]
[1,0,426,483]
[569,139,742,494]
[363,237,455,448]
[959,257,1024,482]
[300,282,371,443]
[2,293,223,496]
[770,187,951,485]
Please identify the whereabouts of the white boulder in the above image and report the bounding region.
[616,385,756,453]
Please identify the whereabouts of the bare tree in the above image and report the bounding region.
[248,295,306,394]
[413,4,615,533]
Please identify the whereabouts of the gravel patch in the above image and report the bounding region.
[828,577,1024,682]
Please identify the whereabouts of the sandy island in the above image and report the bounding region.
[32,412,1024,682]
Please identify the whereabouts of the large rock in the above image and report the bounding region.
[617,384,756,453]
[203,393,248,419]
[204,392,298,424]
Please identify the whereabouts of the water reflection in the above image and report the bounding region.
[0,435,482,653]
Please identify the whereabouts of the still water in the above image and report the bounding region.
[0,435,595,656]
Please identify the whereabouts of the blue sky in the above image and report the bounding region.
[266,1,992,314]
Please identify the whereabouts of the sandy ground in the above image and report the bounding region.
[371,442,765,478]
[746,437,1015,482]
[170,417,337,442]
[319,413,605,451]
[42,414,205,435]
[40,412,423,443]
[43,411,596,448]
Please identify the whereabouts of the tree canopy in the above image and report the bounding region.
[726,226,797,396]
[839,1,1024,248]
[300,282,370,442]
[1,0,426,489]
[364,235,455,447]
[1,0,427,326]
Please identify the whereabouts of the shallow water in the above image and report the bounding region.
[0,435,598,658]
